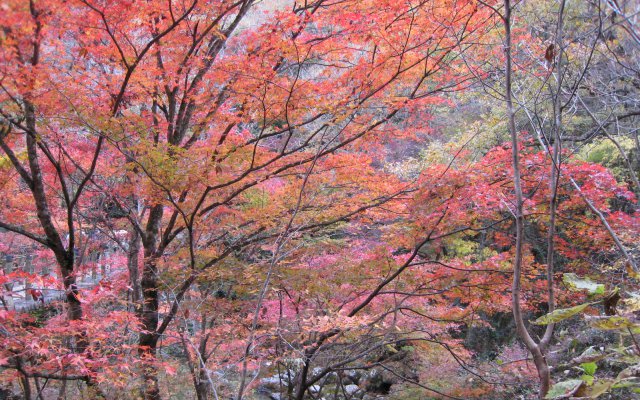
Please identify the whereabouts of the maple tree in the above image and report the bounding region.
[0,0,638,399]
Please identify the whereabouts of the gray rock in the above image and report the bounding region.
[361,370,394,394]
[261,376,284,388]
[344,369,362,384]
[344,384,360,395]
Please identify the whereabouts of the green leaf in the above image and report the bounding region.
[545,379,585,399]
[587,316,633,331]
[563,273,605,295]
[616,364,640,380]
[385,344,398,354]
[586,380,613,398]
[623,291,640,312]
[581,374,594,386]
[612,381,636,389]
[581,362,597,376]
[572,346,606,364]
[532,303,591,325]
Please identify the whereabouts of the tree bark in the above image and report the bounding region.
[128,228,142,311]
[195,368,212,400]
[139,255,161,400]
[139,204,164,400]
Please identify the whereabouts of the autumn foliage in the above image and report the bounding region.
[0,0,638,399]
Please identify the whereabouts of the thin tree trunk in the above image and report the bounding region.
[503,0,551,396]
[541,0,566,352]
[540,134,559,352]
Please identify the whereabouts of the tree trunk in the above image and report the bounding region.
[139,255,160,400]
[195,333,213,400]
[127,229,142,311]
[19,372,31,400]
[62,265,83,322]
[195,370,212,400]
[139,204,164,400]
[503,0,551,397]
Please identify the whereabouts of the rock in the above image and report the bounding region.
[257,374,290,400]
[269,375,293,386]
[310,367,337,384]
[261,375,286,389]
[361,370,393,394]
[344,384,360,395]
[369,362,419,385]
[344,369,362,385]
[255,380,285,400]
[325,371,338,384]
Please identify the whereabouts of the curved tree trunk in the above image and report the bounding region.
[503,0,551,397]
